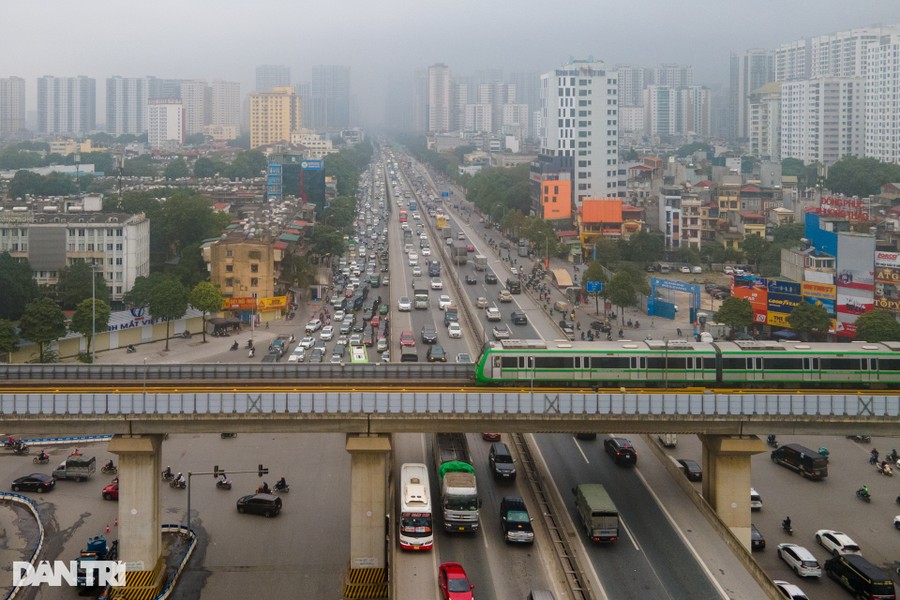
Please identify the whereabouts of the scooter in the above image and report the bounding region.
[877,464,893,477]
[33,454,50,465]
[855,488,871,503]
[272,484,290,494]
[101,463,118,475]
[126,345,136,353]
[248,347,255,358]
[766,435,778,448]
[781,520,793,536]
[161,470,175,482]
[170,479,186,490]
[230,341,239,351]
[216,478,232,490]
[12,444,29,455]
[818,447,829,459]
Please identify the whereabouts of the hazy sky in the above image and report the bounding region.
[4,0,899,124]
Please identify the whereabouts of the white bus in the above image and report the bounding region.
[399,463,433,551]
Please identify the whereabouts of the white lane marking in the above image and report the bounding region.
[572,436,591,463]
[618,514,641,551]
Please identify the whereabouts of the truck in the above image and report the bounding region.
[572,483,619,542]
[436,214,448,230]
[443,304,458,327]
[441,228,452,241]
[413,288,429,310]
[451,244,468,266]
[76,535,118,589]
[433,433,480,532]
[473,254,487,271]
[53,455,96,481]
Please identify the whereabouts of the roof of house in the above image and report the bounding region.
[581,199,623,223]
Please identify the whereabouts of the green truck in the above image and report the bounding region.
[572,484,619,542]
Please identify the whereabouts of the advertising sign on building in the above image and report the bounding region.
[814,196,871,221]
[874,251,900,313]
[835,233,875,337]
[801,281,836,315]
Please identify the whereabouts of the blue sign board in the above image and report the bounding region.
[300,160,323,171]
[585,281,603,293]
[441,191,449,198]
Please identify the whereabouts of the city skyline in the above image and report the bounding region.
[2,0,898,126]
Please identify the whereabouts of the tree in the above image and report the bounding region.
[189,281,224,343]
[184,133,207,146]
[605,271,641,325]
[123,155,158,177]
[622,231,665,265]
[741,234,767,272]
[148,275,189,351]
[124,273,166,307]
[0,253,40,321]
[0,319,20,361]
[55,262,109,310]
[164,158,190,180]
[581,261,609,315]
[854,310,900,343]
[825,156,900,198]
[70,298,111,360]
[713,297,754,334]
[309,225,346,258]
[193,157,218,178]
[786,302,831,341]
[18,297,66,362]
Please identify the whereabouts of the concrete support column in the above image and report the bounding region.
[345,434,392,568]
[108,434,164,568]
[699,434,767,551]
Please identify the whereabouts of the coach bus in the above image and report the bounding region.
[399,463,433,550]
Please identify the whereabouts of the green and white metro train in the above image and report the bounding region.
[473,339,900,388]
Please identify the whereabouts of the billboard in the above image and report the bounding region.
[836,233,875,336]
[733,286,767,311]
[801,281,836,315]
[874,251,900,313]
[815,196,871,221]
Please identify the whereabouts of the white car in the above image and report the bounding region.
[773,581,810,600]
[679,266,691,274]
[431,278,443,290]
[438,295,452,310]
[723,265,735,275]
[447,322,462,339]
[486,306,502,322]
[287,347,306,363]
[476,296,489,308]
[305,319,322,333]
[776,544,821,578]
[333,310,345,322]
[691,266,702,274]
[408,253,419,266]
[398,296,412,311]
[412,266,422,277]
[299,336,315,349]
[421,247,431,256]
[349,334,363,346]
[814,530,861,556]
[320,325,334,341]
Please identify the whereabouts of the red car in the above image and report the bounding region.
[466,244,475,253]
[438,562,474,600]
[481,433,501,442]
[399,330,415,347]
[102,482,118,501]
[370,315,381,328]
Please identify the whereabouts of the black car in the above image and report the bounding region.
[604,437,638,465]
[590,320,611,333]
[352,319,365,333]
[499,496,534,544]
[426,344,447,362]
[309,348,325,363]
[421,324,438,344]
[677,459,703,481]
[511,311,528,325]
[484,271,498,284]
[12,473,55,493]
[236,493,282,517]
[750,523,765,551]
[465,274,477,285]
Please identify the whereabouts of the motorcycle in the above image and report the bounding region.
[273,484,290,494]
[161,470,175,482]
[170,478,186,490]
[179,331,191,339]
[766,435,779,448]
[2,438,21,449]
[33,454,50,464]
[220,432,236,439]
[818,447,829,459]
[847,434,871,443]
[887,449,899,464]
[12,444,29,455]
[101,464,118,475]
[126,345,136,353]
[855,488,871,503]
[781,520,793,536]
[248,347,255,358]
[877,464,893,477]
[230,341,239,351]
[216,479,232,490]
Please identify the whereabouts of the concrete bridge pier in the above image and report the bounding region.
[698,434,767,551]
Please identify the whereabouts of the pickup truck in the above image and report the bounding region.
[53,455,96,481]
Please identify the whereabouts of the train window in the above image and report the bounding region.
[819,358,862,370]
[535,356,574,370]
[764,357,803,370]
[591,357,629,369]
[868,358,877,370]
[703,358,717,369]
[803,357,820,370]
[754,358,762,369]
[880,358,900,370]
[501,356,517,368]
[722,358,743,370]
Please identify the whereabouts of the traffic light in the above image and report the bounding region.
[214,466,220,478]
[258,464,268,478]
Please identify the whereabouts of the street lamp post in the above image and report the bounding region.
[143,357,148,408]
[91,264,99,363]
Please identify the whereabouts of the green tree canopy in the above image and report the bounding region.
[0,253,40,321]
[0,319,20,359]
[713,296,754,333]
[189,281,224,343]
[123,155,159,177]
[825,156,900,198]
[605,270,643,324]
[741,234,767,272]
[19,297,66,362]
[309,225,346,258]
[193,157,219,178]
[323,196,357,232]
[70,298,112,359]
[786,302,831,341]
[148,275,189,351]
[621,231,665,265]
[55,262,110,310]
[164,158,190,180]
[854,310,900,342]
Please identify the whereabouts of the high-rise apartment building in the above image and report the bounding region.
[427,64,451,133]
[643,86,677,137]
[748,82,781,160]
[211,80,241,131]
[811,27,893,78]
[729,50,773,140]
[106,76,150,135]
[147,99,184,150]
[865,33,900,164]
[249,87,302,149]
[616,65,647,107]
[540,59,623,204]
[37,76,96,135]
[0,76,26,137]
[179,80,208,137]
[255,65,291,92]
[652,64,693,88]
[463,104,492,133]
[780,77,864,165]
[451,82,468,132]
[774,40,810,82]
[307,65,351,131]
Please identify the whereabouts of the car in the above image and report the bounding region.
[498,289,513,303]
[484,271,498,284]
[399,330,416,347]
[465,274,477,285]
[777,543,822,577]
[511,311,527,325]
[287,347,306,363]
[457,353,473,364]
[466,244,475,252]
[261,352,280,363]
[604,437,638,465]
[352,318,365,332]
[421,325,438,344]
[381,350,390,362]
[691,266,703,274]
[814,529,861,556]
[679,266,691,274]
[499,495,534,544]
[485,306,502,321]
[320,325,335,341]
[376,338,388,352]
[773,580,809,600]
[412,266,422,277]
[408,253,419,266]
[431,278,443,290]
[895,515,900,531]
[646,264,656,272]
[723,265,735,275]
[398,296,412,311]
[750,523,766,551]
[492,324,511,339]
[438,562,474,600]
[427,344,447,362]
[348,334,363,346]
[481,432,500,441]
[590,320,611,333]
[447,322,462,339]
[340,319,353,335]
[332,310,345,322]
[11,473,55,493]
[445,237,453,246]
[305,319,322,333]
[421,247,431,256]
[102,482,119,501]
[332,343,346,358]
[309,348,325,363]
[299,336,315,349]
[677,459,703,481]
[236,493,282,517]
[733,268,746,276]
[476,296,489,309]
[575,433,598,440]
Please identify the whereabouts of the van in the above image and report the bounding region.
[824,554,896,599]
[489,443,516,481]
[771,443,828,480]
[400,347,418,363]
[750,488,762,511]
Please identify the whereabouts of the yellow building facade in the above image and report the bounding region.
[249,87,302,149]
